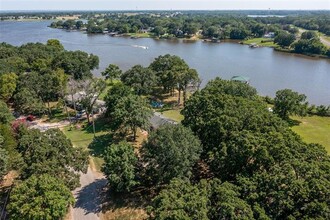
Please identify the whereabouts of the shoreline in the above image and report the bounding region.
[52,27,330,60]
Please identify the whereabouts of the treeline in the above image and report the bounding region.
[0,40,99,115]
[51,12,330,38]
[274,30,330,57]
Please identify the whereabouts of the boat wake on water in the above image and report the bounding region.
[131,45,149,49]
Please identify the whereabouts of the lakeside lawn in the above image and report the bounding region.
[243,38,277,47]
[291,115,330,153]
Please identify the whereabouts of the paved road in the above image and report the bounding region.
[71,167,107,220]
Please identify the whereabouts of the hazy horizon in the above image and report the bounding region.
[1,0,330,11]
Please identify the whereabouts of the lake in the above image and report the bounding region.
[1,20,329,105]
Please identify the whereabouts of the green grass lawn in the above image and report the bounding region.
[243,38,277,47]
[129,32,153,38]
[158,109,184,122]
[63,119,113,171]
[291,116,330,153]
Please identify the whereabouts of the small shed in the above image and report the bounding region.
[231,76,250,84]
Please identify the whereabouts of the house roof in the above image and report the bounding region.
[231,75,250,82]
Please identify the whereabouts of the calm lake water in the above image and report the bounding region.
[1,21,329,105]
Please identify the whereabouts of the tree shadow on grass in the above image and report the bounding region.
[101,187,155,218]
[84,117,114,134]
[74,178,108,215]
[88,133,114,157]
[287,118,302,127]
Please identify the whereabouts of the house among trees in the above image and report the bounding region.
[264,32,275,38]
[65,91,105,113]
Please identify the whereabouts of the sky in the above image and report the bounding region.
[1,0,330,11]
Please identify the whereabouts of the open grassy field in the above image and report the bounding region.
[243,38,277,47]
[291,116,330,153]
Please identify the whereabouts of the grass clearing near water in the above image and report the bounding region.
[243,38,277,47]
[291,116,330,153]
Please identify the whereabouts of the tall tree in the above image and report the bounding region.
[177,68,199,105]
[101,64,122,84]
[104,82,133,117]
[274,32,296,48]
[52,51,99,79]
[7,174,74,220]
[141,124,201,185]
[121,65,157,95]
[273,89,308,120]
[18,128,88,189]
[112,94,152,141]
[0,72,18,102]
[149,54,189,94]
[0,135,8,180]
[0,100,13,124]
[102,142,138,192]
[149,179,209,220]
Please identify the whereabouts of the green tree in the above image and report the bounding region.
[293,39,327,55]
[121,65,157,95]
[208,179,254,220]
[75,20,84,29]
[52,51,99,79]
[46,39,64,51]
[18,128,88,189]
[149,54,189,94]
[7,174,74,220]
[0,124,22,171]
[273,89,308,120]
[230,28,249,39]
[141,125,201,185]
[274,32,296,48]
[0,72,18,102]
[301,31,319,40]
[0,135,8,180]
[0,100,13,124]
[101,64,122,83]
[206,77,257,98]
[104,82,133,117]
[112,94,152,140]
[13,87,45,115]
[102,142,138,192]
[148,179,209,220]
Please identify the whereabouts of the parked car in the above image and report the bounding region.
[26,115,36,121]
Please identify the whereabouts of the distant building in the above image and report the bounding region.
[264,32,275,38]
[65,91,105,113]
